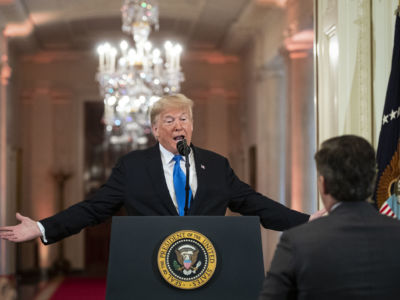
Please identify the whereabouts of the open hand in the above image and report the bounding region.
[309,208,327,221]
[0,213,42,242]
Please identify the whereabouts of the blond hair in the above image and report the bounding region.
[150,93,194,125]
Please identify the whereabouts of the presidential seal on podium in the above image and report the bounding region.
[157,230,217,289]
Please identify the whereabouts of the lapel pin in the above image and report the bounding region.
[201,164,206,170]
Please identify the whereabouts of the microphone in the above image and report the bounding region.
[177,139,191,156]
[176,139,191,216]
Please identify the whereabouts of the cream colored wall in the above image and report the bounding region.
[241,0,317,272]
[242,15,287,272]
[0,33,17,275]
[16,52,98,271]
[372,0,398,147]
[315,0,398,212]
[181,53,243,164]
[316,0,397,148]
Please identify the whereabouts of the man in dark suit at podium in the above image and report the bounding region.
[0,94,323,244]
[259,135,400,300]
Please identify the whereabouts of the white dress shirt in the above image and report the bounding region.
[330,202,342,212]
[159,143,198,212]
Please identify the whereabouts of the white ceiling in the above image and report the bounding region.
[0,0,282,54]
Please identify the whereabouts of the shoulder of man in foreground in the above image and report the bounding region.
[284,210,330,234]
[282,201,400,239]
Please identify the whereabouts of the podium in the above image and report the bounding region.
[106,216,265,299]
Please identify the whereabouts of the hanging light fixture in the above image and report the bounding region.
[96,0,184,148]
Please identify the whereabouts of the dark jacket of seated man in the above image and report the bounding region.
[259,135,400,300]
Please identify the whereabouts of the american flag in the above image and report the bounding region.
[374,12,400,218]
[379,195,398,218]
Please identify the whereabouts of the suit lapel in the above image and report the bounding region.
[146,144,178,215]
[191,146,207,214]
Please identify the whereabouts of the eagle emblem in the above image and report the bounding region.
[174,244,202,275]
[157,230,217,289]
[376,141,400,211]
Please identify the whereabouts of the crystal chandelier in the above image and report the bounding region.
[96,0,184,148]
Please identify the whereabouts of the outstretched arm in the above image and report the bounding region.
[0,213,42,242]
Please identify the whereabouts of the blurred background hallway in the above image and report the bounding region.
[0,0,398,298]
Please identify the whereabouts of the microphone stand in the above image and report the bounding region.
[184,150,190,216]
[177,139,191,216]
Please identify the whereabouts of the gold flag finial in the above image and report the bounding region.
[396,0,400,16]
[397,0,400,16]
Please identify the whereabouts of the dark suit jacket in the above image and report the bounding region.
[259,201,400,300]
[41,144,309,244]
